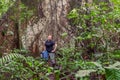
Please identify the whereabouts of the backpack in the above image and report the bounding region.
[41,51,49,60]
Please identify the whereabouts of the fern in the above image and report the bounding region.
[104,62,120,80]
[105,68,120,80]
[105,62,120,69]
[91,62,120,80]
[75,61,120,79]
[75,70,96,78]
[0,53,25,66]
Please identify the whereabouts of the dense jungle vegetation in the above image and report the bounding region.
[0,0,120,80]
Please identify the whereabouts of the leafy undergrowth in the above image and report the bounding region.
[1,48,120,80]
[0,53,53,80]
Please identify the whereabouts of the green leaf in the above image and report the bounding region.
[76,70,96,78]
[91,62,103,69]
[0,53,25,66]
[0,0,15,17]
[67,9,79,19]
[61,32,68,37]
[105,68,120,80]
[105,62,120,69]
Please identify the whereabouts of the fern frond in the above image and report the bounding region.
[105,62,120,69]
[105,68,120,80]
[75,70,96,78]
[0,53,25,66]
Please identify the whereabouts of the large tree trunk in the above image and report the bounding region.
[21,0,76,56]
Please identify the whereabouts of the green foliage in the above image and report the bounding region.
[0,1,34,23]
[0,48,119,80]
[105,63,120,80]
[67,1,120,54]
[0,0,15,17]
[11,48,29,55]
[19,3,33,22]
[61,32,68,38]
[0,53,52,80]
[76,70,96,78]
[0,53,25,66]
[110,50,120,59]
[9,2,34,22]
[105,68,120,80]
[67,9,79,19]
[75,61,120,80]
